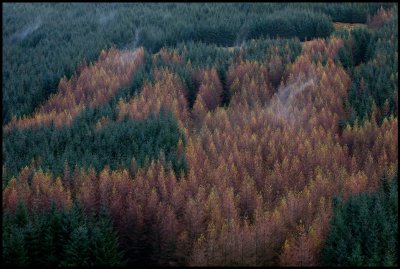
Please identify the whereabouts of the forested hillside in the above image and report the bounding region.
[2,3,398,267]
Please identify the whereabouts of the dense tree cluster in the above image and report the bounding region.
[241,8,334,42]
[334,5,398,125]
[5,48,144,131]
[4,27,398,266]
[3,201,125,266]
[117,69,190,128]
[321,176,398,266]
[3,3,391,124]
[2,3,398,267]
[3,109,185,188]
[290,3,392,23]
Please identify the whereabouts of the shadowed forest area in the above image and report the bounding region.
[2,3,398,267]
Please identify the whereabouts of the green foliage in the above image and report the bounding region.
[3,107,186,186]
[289,3,392,23]
[2,211,28,267]
[91,207,126,266]
[4,3,390,124]
[15,200,29,227]
[336,8,398,125]
[243,9,334,42]
[334,27,372,68]
[2,3,398,267]
[61,205,126,266]
[321,175,398,266]
[61,225,92,266]
[2,202,126,267]
[157,37,301,107]
[238,37,302,64]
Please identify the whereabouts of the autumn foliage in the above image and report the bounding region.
[3,166,72,213]
[3,36,398,266]
[117,68,189,129]
[5,48,144,132]
[367,7,392,29]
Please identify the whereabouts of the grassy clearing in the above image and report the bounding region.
[333,22,367,31]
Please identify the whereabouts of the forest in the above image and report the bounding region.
[2,3,398,267]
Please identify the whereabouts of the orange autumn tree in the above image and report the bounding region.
[117,68,189,129]
[5,48,144,132]
[2,37,398,266]
[3,166,72,213]
[192,68,223,111]
[227,60,271,107]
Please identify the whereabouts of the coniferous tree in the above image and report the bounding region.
[61,225,92,266]
[91,207,126,266]
[2,227,28,266]
[321,176,398,266]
